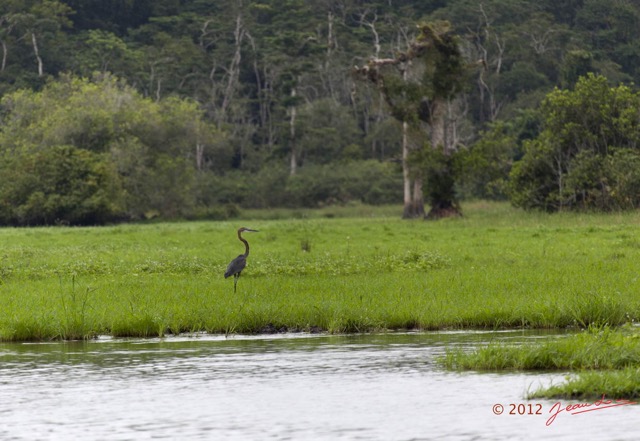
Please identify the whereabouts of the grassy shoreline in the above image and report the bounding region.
[439,325,640,399]
[1,201,640,341]
[3,201,640,397]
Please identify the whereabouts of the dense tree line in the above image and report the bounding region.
[0,0,639,224]
[510,74,640,211]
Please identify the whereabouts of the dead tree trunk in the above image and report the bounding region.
[402,114,425,218]
[219,13,245,126]
[289,86,298,175]
[424,99,462,219]
[31,32,43,77]
[401,121,412,218]
[354,21,468,220]
[1,40,7,71]
[357,56,427,219]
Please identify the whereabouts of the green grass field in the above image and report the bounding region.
[3,201,640,397]
[1,201,640,341]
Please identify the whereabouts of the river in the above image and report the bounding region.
[0,331,637,440]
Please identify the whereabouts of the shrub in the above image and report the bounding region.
[285,161,402,207]
[0,146,124,225]
[509,74,640,211]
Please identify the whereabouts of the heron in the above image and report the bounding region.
[224,227,259,293]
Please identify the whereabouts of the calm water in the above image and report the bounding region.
[0,331,637,440]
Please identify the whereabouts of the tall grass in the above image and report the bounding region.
[438,325,640,398]
[529,367,640,399]
[1,201,640,340]
[440,325,640,371]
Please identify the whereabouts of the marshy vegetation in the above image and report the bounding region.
[1,201,639,342]
[440,325,640,399]
[2,201,640,397]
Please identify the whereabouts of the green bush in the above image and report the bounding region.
[509,74,640,211]
[284,161,402,207]
[194,160,402,209]
[458,122,521,200]
[0,74,219,224]
[607,149,640,209]
[562,148,640,210]
[0,146,124,225]
[184,204,241,221]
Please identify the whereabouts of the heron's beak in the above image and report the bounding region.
[247,229,259,232]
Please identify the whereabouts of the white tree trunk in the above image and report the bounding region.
[402,120,411,213]
[31,32,43,77]
[220,13,245,126]
[1,40,7,72]
[289,87,298,175]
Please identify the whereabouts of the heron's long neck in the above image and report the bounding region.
[238,232,249,256]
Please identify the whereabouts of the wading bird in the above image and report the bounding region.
[224,227,259,293]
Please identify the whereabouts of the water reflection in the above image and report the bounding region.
[0,331,637,440]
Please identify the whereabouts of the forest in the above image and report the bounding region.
[0,0,640,224]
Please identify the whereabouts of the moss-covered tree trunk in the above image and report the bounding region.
[425,99,461,219]
[355,20,468,220]
[401,120,426,219]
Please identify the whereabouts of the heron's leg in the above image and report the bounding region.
[234,273,240,293]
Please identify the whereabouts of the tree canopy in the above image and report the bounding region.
[510,74,640,211]
[0,74,220,224]
[0,0,639,224]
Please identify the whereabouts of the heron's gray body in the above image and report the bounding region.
[225,254,247,278]
[224,227,258,292]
